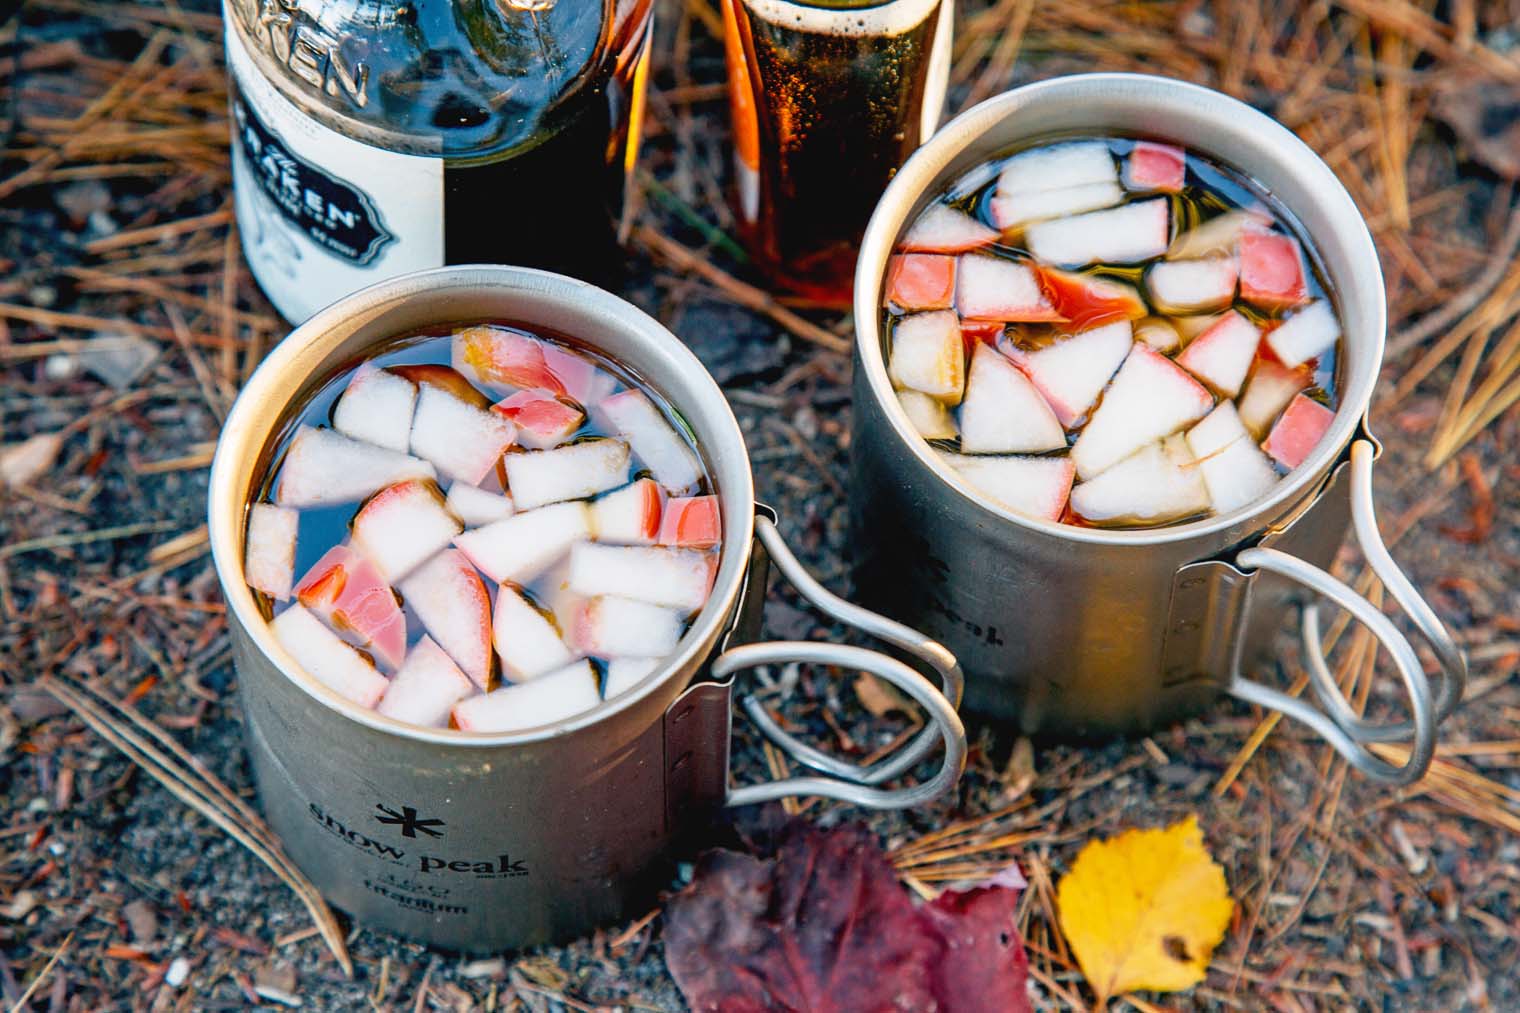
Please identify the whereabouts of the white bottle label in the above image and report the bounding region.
[225,17,444,323]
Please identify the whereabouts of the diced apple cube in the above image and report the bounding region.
[568,543,712,613]
[1167,208,1272,260]
[1239,228,1309,310]
[1176,310,1261,398]
[543,343,616,406]
[888,311,965,404]
[1033,267,1146,329]
[1025,199,1170,267]
[332,364,417,453]
[940,453,1075,523]
[658,496,721,549]
[1186,403,1280,513]
[1237,359,1311,437]
[886,254,956,311]
[492,390,585,450]
[493,586,574,683]
[573,596,683,658]
[271,604,390,709]
[1069,437,1209,526]
[1001,320,1133,429]
[453,325,567,395]
[595,390,703,494]
[452,660,601,733]
[504,439,629,511]
[1145,256,1238,314]
[1070,344,1214,480]
[989,182,1123,231]
[351,479,463,583]
[453,501,591,584]
[388,364,494,408]
[958,344,1066,454]
[1123,141,1186,193]
[1134,317,1182,353]
[410,384,518,485]
[997,141,1118,194]
[1265,300,1339,369]
[900,203,998,253]
[603,657,661,700]
[896,390,958,440]
[377,636,475,728]
[245,503,298,600]
[445,482,514,527]
[1262,393,1335,470]
[589,479,663,545]
[295,545,407,670]
[396,549,493,690]
[276,426,436,508]
[955,255,1063,322]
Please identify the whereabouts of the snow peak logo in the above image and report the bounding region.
[231,96,393,265]
[373,803,445,839]
[306,802,529,878]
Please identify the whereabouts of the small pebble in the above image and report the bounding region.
[3,890,37,920]
[458,957,506,978]
[164,956,190,988]
[44,353,79,381]
[0,432,64,487]
[122,898,158,943]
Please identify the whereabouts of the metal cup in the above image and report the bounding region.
[208,266,966,951]
[849,74,1466,786]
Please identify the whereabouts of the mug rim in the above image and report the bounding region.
[852,72,1385,547]
[208,265,757,747]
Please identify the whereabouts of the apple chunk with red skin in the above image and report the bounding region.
[377,636,474,728]
[659,496,721,549]
[1263,393,1335,470]
[492,390,584,450]
[272,604,390,709]
[1071,343,1214,481]
[590,479,663,545]
[396,549,493,691]
[1000,320,1132,429]
[453,324,568,395]
[900,204,997,253]
[295,545,407,671]
[350,479,463,583]
[886,254,956,311]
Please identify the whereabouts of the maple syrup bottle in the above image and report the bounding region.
[224,0,654,322]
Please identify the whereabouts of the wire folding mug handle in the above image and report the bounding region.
[1227,439,1466,785]
[716,515,967,810]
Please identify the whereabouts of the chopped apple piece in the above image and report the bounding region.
[940,453,1075,522]
[445,482,513,527]
[1070,437,1209,526]
[271,604,390,709]
[1071,344,1214,480]
[886,254,956,311]
[452,660,601,733]
[568,543,712,613]
[900,203,998,253]
[351,480,463,583]
[245,503,297,600]
[1186,403,1279,513]
[388,364,492,409]
[1263,393,1335,470]
[1238,228,1308,310]
[396,549,493,690]
[409,384,517,485]
[658,496,721,549]
[493,586,574,683]
[959,320,1005,352]
[1176,310,1261,398]
[1145,256,1238,314]
[1133,316,1181,353]
[573,596,683,658]
[504,439,629,511]
[453,501,591,584]
[276,426,435,508]
[1167,208,1272,260]
[595,390,703,494]
[543,343,615,406]
[896,390,958,440]
[590,479,663,545]
[1123,141,1186,192]
[377,636,474,728]
[955,255,1063,322]
[1237,359,1311,437]
[989,182,1123,231]
[887,310,966,404]
[453,324,567,395]
[1026,199,1169,266]
[1000,320,1132,428]
[332,364,417,453]
[1265,300,1339,369]
[1034,267,1146,329]
[997,141,1118,194]
[492,390,584,450]
[958,344,1066,453]
[295,545,407,670]
[603,657,661,700]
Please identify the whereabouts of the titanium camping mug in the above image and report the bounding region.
[850,74,1467,786]
[208,266,967,951]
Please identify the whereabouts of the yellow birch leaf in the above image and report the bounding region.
[1055,815,1234,1006]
